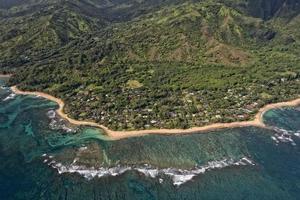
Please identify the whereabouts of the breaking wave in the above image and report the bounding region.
[47,110,77,133]
[2,93,16,101]
[271,127,300,146]
[42,154,255,187]
[0,86,9,91]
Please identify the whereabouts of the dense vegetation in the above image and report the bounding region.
[1,0,300,130]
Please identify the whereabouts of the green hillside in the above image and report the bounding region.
[1,0,300,130]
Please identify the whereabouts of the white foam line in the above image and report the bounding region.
[46,156,255,187]
[2,93,16,101]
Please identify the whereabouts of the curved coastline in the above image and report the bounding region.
[0,74,12,78]
[11,86,300,140]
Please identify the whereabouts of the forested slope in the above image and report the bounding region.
[1,0,300,130]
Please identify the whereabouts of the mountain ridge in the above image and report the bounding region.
[1,0,300,130]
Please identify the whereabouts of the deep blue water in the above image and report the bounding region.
[1,77,300,200]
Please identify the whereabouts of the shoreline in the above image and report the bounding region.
[0,74,12,78]
[11,86,300,140]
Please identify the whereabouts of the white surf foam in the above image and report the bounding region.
[271,127,297,146]
[47,110,56,119]
[0,86,9,90]
[45,156,255,187]
[294,132,300,137]
[2,93,16,101]
[47,110,76,133]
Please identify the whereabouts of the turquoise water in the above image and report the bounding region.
[1,77,300,200]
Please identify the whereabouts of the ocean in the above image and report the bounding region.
[1,77,300,200]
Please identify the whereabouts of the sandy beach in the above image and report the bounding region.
[0,74,12,78]
[11,86,300,140]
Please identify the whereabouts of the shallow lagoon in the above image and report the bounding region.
[1,77,300,200]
